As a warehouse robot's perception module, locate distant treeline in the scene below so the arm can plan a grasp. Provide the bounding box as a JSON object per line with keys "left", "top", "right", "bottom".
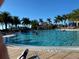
{"left": 0, "top": 9, "right": 79, "bottom": 30}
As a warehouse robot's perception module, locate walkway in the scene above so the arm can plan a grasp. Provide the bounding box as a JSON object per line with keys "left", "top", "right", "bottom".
{"left": 7, "top": 46, "right": 79, "bottom": 59}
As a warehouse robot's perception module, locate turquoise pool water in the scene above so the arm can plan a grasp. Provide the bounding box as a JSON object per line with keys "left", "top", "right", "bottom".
{"left": 4, "top": 30, "right": 79, "bottom": 46}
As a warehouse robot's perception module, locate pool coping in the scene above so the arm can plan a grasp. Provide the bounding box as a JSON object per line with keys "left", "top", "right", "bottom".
{"left": 7, "top": 45, "right": 79, "bottom": 52}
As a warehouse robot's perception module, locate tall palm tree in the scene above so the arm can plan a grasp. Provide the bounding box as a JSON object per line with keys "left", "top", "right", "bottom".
{"left": 62, "top": 15, "right": 68, "bottom": 26}
{"left": 1, "top": 11, "right": 10, "bottom": 30}
{"left": 12, "top": 16, "right": 20, "bottom": 28}
{"left": 67, "top": 9, "right": 79, "bottom": 21}
{"left": 0, "top": 14, "right": 4, "bottom": 29}
{"left": 7, "top": 16, "right": 14, "bottom": 29}
{"left": 47, "top": 18, "right": 52, "bottom": 24}
{"left": 39, "top": 18, "right": 44, "bottom": 25}
{"left": 67, "top": 9, "right": 79, "bottom": 26}
{"left": 22, "top": 17, "right": 30, "bottom": 25}
{"left": 54, "top": 19, "right": 58, "bottom": 24}
{"left": 54, "top": 15, "right": 63, "bottom": 27}
{"left": 39, "top": 18, "right": 43, "bottom": 23}
{"left": 31, "top": 20, "right": 39, "bottom": 30}
{"left": 54, "top": 15, "right": 63, "bottom": 23}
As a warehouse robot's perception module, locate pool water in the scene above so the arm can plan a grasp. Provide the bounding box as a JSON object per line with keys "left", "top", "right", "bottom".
{"left": 4, "top": 30, "right": 79, "bottom": 46}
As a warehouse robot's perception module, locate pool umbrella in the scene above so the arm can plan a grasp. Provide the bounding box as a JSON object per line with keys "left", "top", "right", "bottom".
{"left": 0, "top": 0, "right": 4, "bottom": 6}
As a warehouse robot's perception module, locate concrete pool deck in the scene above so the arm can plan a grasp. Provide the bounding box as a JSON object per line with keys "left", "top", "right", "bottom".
{"left": 59, "top": 28, "right": 79, "bottom": 31}
{"left": 7, "top": 46, "right": 79, "bottom": 59}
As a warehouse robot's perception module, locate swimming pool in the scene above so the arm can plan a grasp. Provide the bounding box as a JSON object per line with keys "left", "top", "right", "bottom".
{"left": 4, "top": 30, "right": 79, "bottom": 46}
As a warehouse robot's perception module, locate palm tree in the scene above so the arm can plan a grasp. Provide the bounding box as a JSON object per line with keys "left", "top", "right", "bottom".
{"left": 47, "top": 18, "right": 52, "bottom": 24}
{"left": 31, "top": 20, "right": 39, "bottom": 30}
{"left": 54, "top": 19, "right": 58, "bottom": 24}
{"left": 67, "top": 9, "right": 79, "bottom": 26}
{"left": 7, "top": 16, "right": 14, "bottom": 29}
{"left": 39, "top": 18, "right": 44, "bottom": 26}
{"left": 0, "top": 14, "right": 4, "bottom": 30}
{"left": 1, "top": 11, "right": 10, "bottom": 30}
{"left": 62, "top": 15, "right": 68, "bottom": 26}
{"left": 54, "top": 15, "right": 63, "bottom": 23}
{"left": 67, "top": 9, "right": 79, "bottom": 21}
{"left": 39, "top": 18, "right": 43, "bottom": 23}
{"left": 54, "top": 15, "right": 63, "bottom": 28}
{"left": 22, "top": 17, "right": 30, "bottom": 26}
{"left": 12, "top": 16, "right": 20, "bottom": 28}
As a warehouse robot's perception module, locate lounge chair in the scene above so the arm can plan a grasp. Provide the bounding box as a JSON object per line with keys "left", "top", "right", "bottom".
{"left": 28, "top": 55, "right": 40, "bottom": 59}
{"left": 18, "top": 49, "right": 40, "bottom": 59}
{"left": 18, "top": 49, "right": 29, "bottom": 59}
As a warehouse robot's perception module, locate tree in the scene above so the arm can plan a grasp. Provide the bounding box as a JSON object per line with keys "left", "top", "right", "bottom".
{"left": 67, "top": 9, "right": 79, "bottom": 21}
{"left": 39, "top": 18, "right": 43, "bottom": 23}
{"left": 0, "top": 14, "right": 4, "bottom": 29}
{"left": 54, "top": 15, "right": 63, "bottom": 28}
{"left": 1, "top": 11, "right": 10, "bottom": 30}
{"left": 39, "top": 18, "right": 44, "bottom": 26}
{"left": 7, "top": 16, "right": 14, "bottom": 29}
{"left": 62, "top": 15, "right": 68, "bottom": 26}
{"left": 12, "top": 16, "right": 20, "bottom": 28}
{"left": 54, "top": 19, "right": 58, "bottom": 24}
{"left": 22, "top": 17, "right": 30, "bottom": 25}
{"left": 67, "top": 9, "right": 79, "bottom": 26}
{"left": 54, "top": 15, "right": 63, "bottom": 23}
{"left": 31, "top": 20, "right": 39, "bottom": 30}
{"left": 47, "top": 18, "right": 52, "bottom": 24}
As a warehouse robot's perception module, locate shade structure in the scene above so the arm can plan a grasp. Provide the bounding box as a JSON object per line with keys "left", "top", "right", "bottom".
{"left": 0, "top": 0, "right": 4, "bottom": 6}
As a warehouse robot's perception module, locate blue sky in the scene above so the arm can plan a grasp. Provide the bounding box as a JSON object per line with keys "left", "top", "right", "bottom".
{"left": 0, "top": 0, "right": 79, "bottom": 21}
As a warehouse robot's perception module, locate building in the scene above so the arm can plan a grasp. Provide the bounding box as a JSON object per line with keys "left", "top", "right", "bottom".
{"left": 73, "top": 21, "right": 79, "bottom": 27}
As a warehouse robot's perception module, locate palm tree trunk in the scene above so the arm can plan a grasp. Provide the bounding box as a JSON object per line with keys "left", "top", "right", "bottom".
{"left": 15, "top": 24, "right": 17, "bottom": 29}
{"left": 5, "top": 23, "right": 7, "bottom": 30}
{"left": 1, "top": 23, "right": 4, "bottom": 30}
{"left": 64, "top": 20, "right": 66, "bottom": 27}
{"left": 11, "top": 24, "right": 13, "bottom": 30}
{"left": 76, "top": 21, "right": 78, "bottom": 27}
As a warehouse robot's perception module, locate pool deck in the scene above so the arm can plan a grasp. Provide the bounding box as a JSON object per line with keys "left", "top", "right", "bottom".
{"left": 7, "top": 46, "right": 79, "bottom": 59}
{"left": 59, "top": 28, "right": 79, "bottom": 31}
